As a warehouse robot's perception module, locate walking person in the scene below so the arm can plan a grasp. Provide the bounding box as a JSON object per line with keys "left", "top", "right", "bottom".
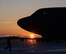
{"left": 5, "top": 36, "right": 12, "bottom": 51}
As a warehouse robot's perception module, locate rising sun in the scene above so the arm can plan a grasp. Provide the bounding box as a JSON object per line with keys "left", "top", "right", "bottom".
{"left": 30, "top": 34, "right": 35, "bottom": 38}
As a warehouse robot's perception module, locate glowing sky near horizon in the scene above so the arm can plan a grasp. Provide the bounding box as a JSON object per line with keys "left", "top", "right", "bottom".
{"left": 0, "top": 0, "right": 66, "bottom": 37}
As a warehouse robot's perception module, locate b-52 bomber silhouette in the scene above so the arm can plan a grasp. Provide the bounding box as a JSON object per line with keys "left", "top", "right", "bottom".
{"left": 17, "top": 7, "right": 66, "bottom": 42}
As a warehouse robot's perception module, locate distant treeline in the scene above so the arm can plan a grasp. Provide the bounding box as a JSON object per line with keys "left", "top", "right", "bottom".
{"left": 0, "top": 36, "right": 42, "bottom": 42}
{"left": 0, "top": 36, "right": 66, "bottom": 43}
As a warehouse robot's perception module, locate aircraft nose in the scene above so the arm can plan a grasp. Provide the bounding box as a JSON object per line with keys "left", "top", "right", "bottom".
{"left": 17, "top": 16, "right": 41, "bottom": 35}
{"left": 17, "top": 16, "right": 34, "bottom": 31}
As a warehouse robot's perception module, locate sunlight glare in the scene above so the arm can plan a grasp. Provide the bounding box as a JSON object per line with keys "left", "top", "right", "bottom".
{"left": 30, "top": 34, "right": 35, "bottom": 38}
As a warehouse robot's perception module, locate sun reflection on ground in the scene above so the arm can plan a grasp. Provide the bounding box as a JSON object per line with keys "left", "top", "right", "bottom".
{"left": 26, "top": 39, "right": 37, "bottom": 44}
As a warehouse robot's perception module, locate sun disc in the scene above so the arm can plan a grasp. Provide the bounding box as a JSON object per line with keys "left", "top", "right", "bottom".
{"left": 30, "top": 34, "right": 35, "bottom": 38}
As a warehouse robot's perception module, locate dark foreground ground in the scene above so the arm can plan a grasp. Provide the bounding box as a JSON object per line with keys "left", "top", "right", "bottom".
{"left": 0, "top": 38, "right": 66, "bottom": 54}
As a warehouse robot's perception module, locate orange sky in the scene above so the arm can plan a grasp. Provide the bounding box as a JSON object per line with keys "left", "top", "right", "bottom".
{"left": 0, "top": 21, "right": 41, "bottom": 38}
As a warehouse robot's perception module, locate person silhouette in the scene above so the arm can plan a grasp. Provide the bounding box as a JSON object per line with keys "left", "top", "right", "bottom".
{"left": 5, "top": 36, "right": 12, "bottom": 51}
